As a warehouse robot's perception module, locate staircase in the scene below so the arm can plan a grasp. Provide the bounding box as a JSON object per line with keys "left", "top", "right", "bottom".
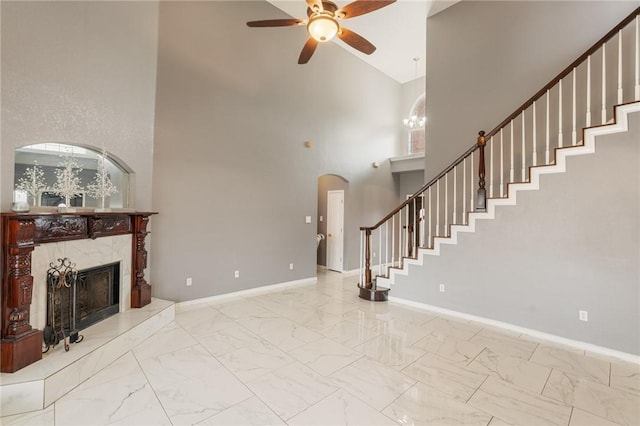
{"left": 357, "top": 8, "right": 640, "bottom": 356}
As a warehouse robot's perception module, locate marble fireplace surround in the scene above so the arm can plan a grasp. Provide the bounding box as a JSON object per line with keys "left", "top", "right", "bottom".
{"left": 1, "top": 211, "right": 156, "bottom": 374}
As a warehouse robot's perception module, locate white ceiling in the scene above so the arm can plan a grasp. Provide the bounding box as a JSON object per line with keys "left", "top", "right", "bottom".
{"left": 266, "top": 0, "right": 458, "bottom": 83}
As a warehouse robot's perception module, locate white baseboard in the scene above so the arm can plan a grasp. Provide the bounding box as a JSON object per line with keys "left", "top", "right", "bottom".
{"left": 389, "top": 296, "right": 640, "bottom": 365}
{"left": 176, "top": 277, "right": 317, "bottom": 307}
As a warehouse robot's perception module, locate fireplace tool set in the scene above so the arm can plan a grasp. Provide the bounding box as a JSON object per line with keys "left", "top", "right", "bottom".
{"left": 43, "top": 257, "right": 84, "bottom": 353}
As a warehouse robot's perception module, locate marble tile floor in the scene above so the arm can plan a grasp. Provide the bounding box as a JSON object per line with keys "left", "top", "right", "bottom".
{"left": 2, "top": 270, "right": 638, "bottom": 426}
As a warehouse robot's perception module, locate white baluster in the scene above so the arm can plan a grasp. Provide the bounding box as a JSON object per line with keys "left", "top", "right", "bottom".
{"left": 428, "top": 186, "right": 432, "bottom": 247}
{"left": 545, "top": 90, "right": 550, "bottom": 164}
{"left": 618, "top": 30, "right": 623, "bottom": 104}
{"left": 385, "top": 221, "right": 388, "bottom": 275}
{"left": 602, "top": 43, "right": 607, "bottom": 124}
{"left": 587, "top": 55, "right": 592, "bottom": 127}
{"left": 500, "top": 129, "right": 504, "bottom": 196}
{"left": 521, "top": 113, "right": 526, "bottom": 180}
{"left": 398, "top": 207, "right": 407, "bottom": 258}
{"left": 413, "top": 198, "right": 417, "bottom": 256}
{"left": 636, "top": 16, "right": 639, "bottom": 100}
{"left": 378, "top": 227, "right": 382, "bottom": 277}
{"left": 572, "top": 68, "right": 577, "bottom": 146}
{"left": 391, "top": 215, "right": 395, "bottom": 267}
{"left": 532, "top": 102, "right": 537, "bottom": 167}
{"left": 420, "top": 194, "right": 425, "bottom": 248}
{"left": 470, "top": 153, "right": 474, "bottom": 211}
{"left": 453, "top": 166, "right": 457, "bottom": 225}
{"left": 436, "top": 179, "right": 440, "bottom": 237}
{"left": 558, "top": 79, "right": 563, "bottom": 148}
{"left": 399, "top": 209, "right": 403, "bottom": 260}
{"left": 462, "top": 157, "right": 467, "bottom": 224}
{"left": 489, "top": 136, "right": 494, "bottom": 197}
{"left": 444, "top": 174, "right": 448, "bottom": 236}
{"left": 359, "top": 230, "right": 363, "bottom": 285}
{"left": 510, "top": 120, "right": 514, "bottom": 183}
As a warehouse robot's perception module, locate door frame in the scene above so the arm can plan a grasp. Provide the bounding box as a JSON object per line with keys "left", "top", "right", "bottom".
{"left": 326, "top": 190, "right": 344, "bottom": 272}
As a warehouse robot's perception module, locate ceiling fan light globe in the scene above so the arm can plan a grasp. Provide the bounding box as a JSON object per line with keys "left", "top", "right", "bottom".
{"left": 307, "top": 14, "right": 339, "bottom": 42}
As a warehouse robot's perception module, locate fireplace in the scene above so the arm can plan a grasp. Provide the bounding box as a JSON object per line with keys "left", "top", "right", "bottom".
{"left": 1, "top": 212, "right": 156, "bottom": 373}
{"left": 44, "top": 261, "right": 121, "bottom": 350}
{"left": 75, "top": 262, "right": 120, "bottom": 330}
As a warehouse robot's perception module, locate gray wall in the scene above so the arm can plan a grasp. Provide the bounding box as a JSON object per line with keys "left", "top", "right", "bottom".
{"left": 424, "top": 1, "right": 639, "bottom": 181}
{"left": 394, "top": 112, "right": 640, "bottom": 354}
{"left": 1, "top": 1, "right": 159, "bottom": 211}
{"left": 317, "top": 174, "right": 349, "bottom": 268}
{"left": 151, "top": 1, "right": 402, "bottom": 301}
{"left": 396, "top": 170, "right": 425, "bottom": 199}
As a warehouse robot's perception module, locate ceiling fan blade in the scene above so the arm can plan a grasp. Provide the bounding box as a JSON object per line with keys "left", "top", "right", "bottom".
{"left": 337, "top": 27, "right": 376, "bottom": 55}
{"left": 337, "top": 0, "right": 396, "bottom": 19}
{"left": 246, "top": 19, "right": 304, "bottom": 27}
{"left": 298, "top": 37, "right": 318, "bottom": 64}
{"left": 306, "top": 0, "right": 323, "bottom": 12}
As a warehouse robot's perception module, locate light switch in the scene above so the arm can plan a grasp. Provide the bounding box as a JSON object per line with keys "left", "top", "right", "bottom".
{"left": 305, "top": 216, "right": 312, "bottom": 223}
{"left": 320, "top": 216, "right": 323, "bottom": 222}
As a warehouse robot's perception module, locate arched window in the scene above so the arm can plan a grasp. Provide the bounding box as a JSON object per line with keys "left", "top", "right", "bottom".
{"left": 407, "top": 93, "right": 425, "bottom": 154}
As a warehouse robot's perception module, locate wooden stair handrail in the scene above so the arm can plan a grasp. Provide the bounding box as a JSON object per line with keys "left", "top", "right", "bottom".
{"left": 362, "top": 6, "right": 640, "bottom": 233}
{"left": 361, "top": 143, "right": 477, "bottom": 231}
{"left": 485, "top": 6, "right": 640, "bottom": 140}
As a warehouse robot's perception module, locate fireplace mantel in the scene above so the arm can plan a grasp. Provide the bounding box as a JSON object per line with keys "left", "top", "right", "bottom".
{"left": 1, "top": 211, "right": 156, "bottom": 373}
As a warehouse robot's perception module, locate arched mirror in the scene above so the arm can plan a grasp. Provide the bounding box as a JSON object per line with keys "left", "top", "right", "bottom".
{"left": 14, "top": 143, "right": 130, "bottom": 209}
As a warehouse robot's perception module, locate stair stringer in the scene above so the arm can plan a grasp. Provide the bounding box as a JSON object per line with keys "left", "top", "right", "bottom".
{"left": 377, "top": 101, "right": 640, "bottom": 288}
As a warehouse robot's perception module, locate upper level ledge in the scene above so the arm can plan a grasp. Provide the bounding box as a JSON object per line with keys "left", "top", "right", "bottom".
{"left": 389, "top": 152, "right": 425, "bottom": 173}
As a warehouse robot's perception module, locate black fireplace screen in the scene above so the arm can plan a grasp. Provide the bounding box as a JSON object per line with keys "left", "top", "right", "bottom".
{"left": 44, "top": 259, "right": 120, "bottom": 352}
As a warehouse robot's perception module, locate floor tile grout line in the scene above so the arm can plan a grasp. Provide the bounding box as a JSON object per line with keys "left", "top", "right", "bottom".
{"left": 539, "top": 366, "right": 555, "bottom": 396}
{"left": 131, "top": 348, "right": 174, "bottom": 424}
{"left": 567, "top": 406, "right": 574, "bottom": 426}
{"left": 465, "top": 374, "right": 490, "bottom": 404}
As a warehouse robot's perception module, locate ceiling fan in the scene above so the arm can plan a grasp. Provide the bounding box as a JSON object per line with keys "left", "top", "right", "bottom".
{"left": 247, "top": 0, "right": 396, "bottom": 64}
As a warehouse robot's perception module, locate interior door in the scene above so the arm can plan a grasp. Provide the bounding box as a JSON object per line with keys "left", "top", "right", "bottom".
{"left": 326, "top": 190, "right": 344, "bottom": 272}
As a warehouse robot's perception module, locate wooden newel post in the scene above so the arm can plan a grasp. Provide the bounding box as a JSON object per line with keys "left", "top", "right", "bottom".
{"left": 476, "top": 130, "right": 487, "bottom": 212}
{"left": 364, "top": 228, "right": 372, "bottom": 289}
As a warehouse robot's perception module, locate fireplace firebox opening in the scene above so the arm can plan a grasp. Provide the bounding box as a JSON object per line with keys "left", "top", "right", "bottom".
{"left": 44, "top": 260, "right": 120, "bottom": 352}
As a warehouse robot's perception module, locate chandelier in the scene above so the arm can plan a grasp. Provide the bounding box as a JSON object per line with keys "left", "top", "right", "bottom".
{"left": 403, "top": 57, "right": 425, "bottom": 129}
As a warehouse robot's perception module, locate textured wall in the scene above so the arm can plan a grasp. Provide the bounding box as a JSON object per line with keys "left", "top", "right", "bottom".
{"left": 1, "top": 1, "right": 159, "bottom": 211}
{"left": 151, "top": 1, "right": 402, "bottom": 301}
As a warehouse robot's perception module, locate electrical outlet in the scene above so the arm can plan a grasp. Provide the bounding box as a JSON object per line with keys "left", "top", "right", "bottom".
{"left": 439, "top": 284, "right": 445, "bottom": 293}
{"left": 579, "top": 310, "right": 588, "bottom": 322}
{"left": 234, "top": 270, "right": 239, "bottom": 278}
{"left": 186, "top": 277, "right": 192, "bottom": 286}
{"left": 289, "top": 263, "right": 294, "bottom": 270}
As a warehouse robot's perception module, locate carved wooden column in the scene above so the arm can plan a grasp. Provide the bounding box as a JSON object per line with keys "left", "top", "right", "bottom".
{"left": 131, "top": 214, "right": 152, "bottom": 308}
{"left": 1, "top": 217, "right": 42, "bottom": 373}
